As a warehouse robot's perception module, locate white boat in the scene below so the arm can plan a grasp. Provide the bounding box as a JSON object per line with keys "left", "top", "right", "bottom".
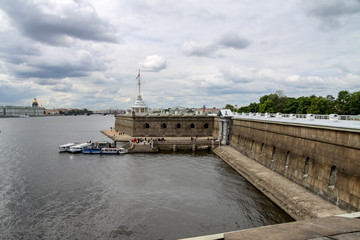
{"left": 68, "top": 142, "right": 92, "bottom": 153}
{"left": 100, "top": 147, "right": 128, "bottom": 154}
{"left": 59, "top": 142, "right": 80, "bottom": 152}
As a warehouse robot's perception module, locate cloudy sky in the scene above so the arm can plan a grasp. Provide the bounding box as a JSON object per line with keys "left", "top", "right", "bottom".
{"left": 0, "top": 0, "right": 359, "bottom": 110}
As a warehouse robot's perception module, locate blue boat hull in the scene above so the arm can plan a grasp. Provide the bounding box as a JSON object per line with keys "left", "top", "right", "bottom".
{"left": 82, "top": 149, "right": 101, "bottom": 154}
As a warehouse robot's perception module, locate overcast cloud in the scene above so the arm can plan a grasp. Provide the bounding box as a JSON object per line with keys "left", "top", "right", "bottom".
{"left": 0, "top": 0, "right": 359, "bottom": 109}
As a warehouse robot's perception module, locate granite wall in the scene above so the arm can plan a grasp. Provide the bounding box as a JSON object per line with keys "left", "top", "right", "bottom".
{"left": 115, "top": 114, "right": 214, "bottom": 137}
{"left": 230, "top": 118, "right": 360, "bottom": 212}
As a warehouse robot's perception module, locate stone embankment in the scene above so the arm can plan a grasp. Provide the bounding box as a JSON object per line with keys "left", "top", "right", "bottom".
{"left": 212, "top": 146, "right": 346, "bottom": 221}
{"left": 101, "top": 129, "right": 217, "bottom": 153}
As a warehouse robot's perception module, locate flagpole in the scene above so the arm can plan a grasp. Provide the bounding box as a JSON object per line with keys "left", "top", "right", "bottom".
{"left": 137, "top": 69, "right": 141, "bottom": 95}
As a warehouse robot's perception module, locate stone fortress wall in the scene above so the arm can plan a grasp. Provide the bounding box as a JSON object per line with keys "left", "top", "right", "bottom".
{"left": 229, "top": 118, "right": 360, "bottom": 212}
{"left": 115, "top": 114, "right": 214, "bottom": 137}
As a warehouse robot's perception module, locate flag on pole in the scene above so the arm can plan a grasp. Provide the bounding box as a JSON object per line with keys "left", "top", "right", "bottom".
{"left": 136, "top": 69, "right": 140, "bottom": 79}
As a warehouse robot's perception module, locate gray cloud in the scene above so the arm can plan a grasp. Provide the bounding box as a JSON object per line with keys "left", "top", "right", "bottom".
{"left": 217, "top": 33, "right": 251, "bottom": 50}
{"left": 182, "top": 33, "right": 251, "bottom": 57}
{"left": 0, "top": 84, "right": 40, "bottom": 105}
{"left": 14, "top": 60, "right": 106, "bottom": 79}
{"left": 181, "top": 41, "right": 219, "bottom": 57}
{"left": 304, "top": 0, "right": 360, "bottom": 31}
{"left": 0, "top": 1, "right": 119, "bottom": 45}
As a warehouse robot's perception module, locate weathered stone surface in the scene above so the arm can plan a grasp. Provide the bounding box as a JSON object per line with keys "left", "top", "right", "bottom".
{"left": 212, "top": 146, "right": 346, "bottom": 221}
{"left": 230, "top": 118, "right": 360, "bottom": 212}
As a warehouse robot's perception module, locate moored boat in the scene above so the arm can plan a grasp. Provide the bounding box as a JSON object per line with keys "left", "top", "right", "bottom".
{"left": 59, "top": 142, "right": 80, "bottom": 152}
{"left": 68, "top": 142, "right": 92, "bottom": 153}
{"left": 82, "top": 148, "right": 101, "bottom": 154}
{"left": 100, "top": 147, "right": 128, "bottom": 154}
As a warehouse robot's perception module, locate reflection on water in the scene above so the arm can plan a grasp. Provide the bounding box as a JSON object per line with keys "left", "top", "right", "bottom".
{"left": 0, "top": 116, "right": 292, "bottom": 239}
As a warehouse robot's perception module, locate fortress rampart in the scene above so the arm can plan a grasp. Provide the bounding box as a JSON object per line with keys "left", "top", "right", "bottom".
{"left": 229, "top": 118, "right": 360, "bottom": 212}
{"left": 115, "top": 114, "right": 214, "bottom": 137}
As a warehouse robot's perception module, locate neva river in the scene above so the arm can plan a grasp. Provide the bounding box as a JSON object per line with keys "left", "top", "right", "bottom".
{"left": 0, "top": 115, "right": 292, "bottom": 239}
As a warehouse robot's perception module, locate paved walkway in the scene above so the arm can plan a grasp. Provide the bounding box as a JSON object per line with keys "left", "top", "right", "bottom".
{"left": 212, "top": 146, "right": 346, "bottom": 221}
{"left": 101, "top": 129, "right": 214, "bottom": 142}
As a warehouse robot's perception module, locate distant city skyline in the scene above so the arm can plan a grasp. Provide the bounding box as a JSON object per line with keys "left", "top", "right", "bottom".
{"left": 0, "top": 1, "right": 359, "bottom": 109}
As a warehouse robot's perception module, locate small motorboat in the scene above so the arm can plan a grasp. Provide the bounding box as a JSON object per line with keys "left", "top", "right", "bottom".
{"left": 59, "top": 142, "right": 80, "bottom": 152}
{"left": 68, "top": 142, "right": 92, "bottom": 153}
{"left": 100, "top": 147, "right": 128, "bottom": 154}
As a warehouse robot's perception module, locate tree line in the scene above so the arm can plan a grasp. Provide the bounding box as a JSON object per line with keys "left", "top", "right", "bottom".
{"left": 225, "top": 90, "right": 360, "bottom": 115}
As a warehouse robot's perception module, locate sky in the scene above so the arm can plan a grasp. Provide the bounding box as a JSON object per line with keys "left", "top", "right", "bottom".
{"left": 0, "top": 0, "right": 359, "bottom": 110}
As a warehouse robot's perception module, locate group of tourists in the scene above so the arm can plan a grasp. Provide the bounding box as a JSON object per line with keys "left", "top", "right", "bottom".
{"left": 131, "top": 137, "right": 166, "bottom": 144}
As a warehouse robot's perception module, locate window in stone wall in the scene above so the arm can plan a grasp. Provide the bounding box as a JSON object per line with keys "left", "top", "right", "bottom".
{"left": 176, "top": 123, "right": 181, "bottom": 128}
{"left": 260, "top": 143, "right": 264, "bottom": 156}
{"left": 303, "top": 157, "right": 310, "bottom": 178}
{"left": 144, "top": 123, "right": 150, "bottom": 128}
{"left": 204, "top": 123, "right": 209, "bottom": 129}
{"left": 161, "top": 123, "right": 167, "bottom": 129}
{"left": 329, "top": 166, "right": 337, "bottom": 189}
{"left": 190, "top": 123, "right": 195, "bottom": 128}
{"left": 251, "top": 140, "right": 255, "bottom": 152}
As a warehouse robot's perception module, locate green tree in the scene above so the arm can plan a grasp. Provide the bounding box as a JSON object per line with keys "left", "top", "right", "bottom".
{"left": 348, "top": 91, "right": 360, "bottom": 115}
{"left": 224, "top": 104, "right": 234, "bottom": 111}
{"left": 238, "top": 106, "right": 249, "bottom": 113}
{"left": 308, "top": 96, "right": 332, "bottom": 114}
{"left": 283, "top": 97, "right": 298, "bottom": 113}
{"left": 259, "top": 99, "right": 276, "bottom": 113}
{"left": 335, "top": 90, "right": 350, "bottom": 114}
{"left": 248, "top": 102, "right": 260, "bottom": 113}
{"left": 296, "top": 96, "right": 311, "bottom": 114}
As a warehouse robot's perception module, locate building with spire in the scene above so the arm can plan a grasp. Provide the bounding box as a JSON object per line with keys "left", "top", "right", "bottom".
{"left": 132, "top": 70, "right": 148, "bottom": 114}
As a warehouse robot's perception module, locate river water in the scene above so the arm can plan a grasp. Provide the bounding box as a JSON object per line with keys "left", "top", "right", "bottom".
{"left": 0, "top": 115, "right": 292, "bottom": 239}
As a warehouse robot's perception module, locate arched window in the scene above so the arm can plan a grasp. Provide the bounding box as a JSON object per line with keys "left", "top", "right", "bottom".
{"left": 190, "top": 123, "right": 195, "bottom": 128}
{"left": 143, "top": 123, "right": 150, "bottom": 128}
{"left": 203, "top": 123, "right": 209, "bottom": 129}
{"left": 176, "top": 123, "right": 181, "bottom": 128}
{"left": 161, "top": 123, "right": 167, "bottom": 129}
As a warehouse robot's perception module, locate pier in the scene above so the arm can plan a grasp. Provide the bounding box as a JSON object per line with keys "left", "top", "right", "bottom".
{"left": 101, "top": 129, "right": 218, "bottom": 153}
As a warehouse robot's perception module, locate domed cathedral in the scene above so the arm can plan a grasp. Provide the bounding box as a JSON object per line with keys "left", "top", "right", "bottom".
{"left": 32, "top": 98, "right": 39, "bottom": 107}
{"left": 132, "top": 70, "right": 148, "bottom": 114}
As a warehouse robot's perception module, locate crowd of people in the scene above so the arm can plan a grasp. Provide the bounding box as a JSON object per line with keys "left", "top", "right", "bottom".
{"left": 131, "top": 137, "right": 166, "bottom": 144}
